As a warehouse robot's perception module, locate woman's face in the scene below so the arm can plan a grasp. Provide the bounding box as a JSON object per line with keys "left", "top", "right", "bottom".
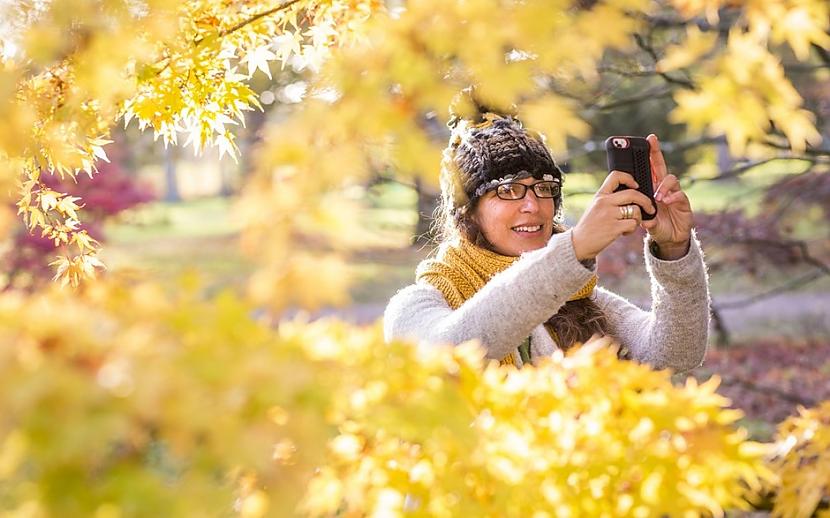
{"left": 472, "top": 177, "right": 556, "bottom": 256}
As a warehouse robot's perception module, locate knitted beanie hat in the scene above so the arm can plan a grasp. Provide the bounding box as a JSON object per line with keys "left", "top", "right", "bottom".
{"left": 440, "top": 109, "right": 564, "bottom": 218}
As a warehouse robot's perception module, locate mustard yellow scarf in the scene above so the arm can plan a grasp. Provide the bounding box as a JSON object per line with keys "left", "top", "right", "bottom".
{"left": 416, "top": 237, "right": 597, "bottom": 366}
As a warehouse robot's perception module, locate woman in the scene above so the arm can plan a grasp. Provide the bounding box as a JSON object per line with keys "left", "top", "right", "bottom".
{"left": 383, "top": 110, "right": 709, "bottom": 372}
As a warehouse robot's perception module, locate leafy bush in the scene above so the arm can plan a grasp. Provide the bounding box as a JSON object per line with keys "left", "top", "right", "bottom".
{"left": 1, "top": 280, "right": 805, "bottom": 517}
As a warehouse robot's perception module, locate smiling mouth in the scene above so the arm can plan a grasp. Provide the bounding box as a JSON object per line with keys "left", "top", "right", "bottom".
{"left": 512, "top": 225, "right": 543, "bottom": 233}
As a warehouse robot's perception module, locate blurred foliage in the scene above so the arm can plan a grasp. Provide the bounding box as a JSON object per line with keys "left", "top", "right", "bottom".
{"left": 769, "top": 401, "right": 830, "bottom": 518}
{"left": 1, "top": 0, "right": 830, "bottom": 515}
{"left": 301, "top": 335, "right": 774, "bottom": 517}
{"left": 0, "top": 280, "right": 783, "bottom": 516}
{"left": 0, "top": 0, "right": 379, "bottom": 285}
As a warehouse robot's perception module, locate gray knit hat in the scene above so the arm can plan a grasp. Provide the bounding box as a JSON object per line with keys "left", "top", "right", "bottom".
{"left": 441, "top": 111, "right": 564, "bottom": 217}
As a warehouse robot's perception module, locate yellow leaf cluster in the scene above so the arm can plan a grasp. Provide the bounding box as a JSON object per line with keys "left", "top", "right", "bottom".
{"left": 666, "top": 0, "right": 827, "bottom": 155}
{"left": 14, "top": 178, "right": 104, "bottom": 286}
{"left": 658, "top": 26, "right": 719, "bottom": 73}
{"left": 300, "top": 335, "right": 774, "bottom": 517}
{"left": 1, "top": 0, "right": 178, "bottom": 282}
{"left": 2, "top": 0, "right": 381, "bottom": 285}
{"left": 2, "top": 279, "right": 830, "bottom": 515}
{"left": 671, "top": 30, "right": 821, "bottom": 156}
{"left": 668, "top": 0, "right": 830, "bottom": 60}
{"left": 745, "top": 0, "right": 830, "bottom": 61}
{"left": 0, "top": 279, "right": 336, "bottom": 514}
{"left": 768, "top": 401, "right": 830, "bottom": 518}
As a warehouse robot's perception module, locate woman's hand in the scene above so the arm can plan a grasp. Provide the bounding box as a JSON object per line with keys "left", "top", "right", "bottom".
{"left": 571, "top": 170, "right": 656, "bottom": 261}
{"left": 640, "top": 134, "right": 694, "bottom": 260}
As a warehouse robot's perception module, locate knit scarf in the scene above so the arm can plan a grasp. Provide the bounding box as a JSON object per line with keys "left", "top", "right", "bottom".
{"left": 416, "top": 238, "right": 598, "bottom": 366}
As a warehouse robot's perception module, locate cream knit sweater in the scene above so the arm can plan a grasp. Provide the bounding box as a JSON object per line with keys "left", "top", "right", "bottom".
{"left": 383, "top": 229, "right": 710, "bottom": 373}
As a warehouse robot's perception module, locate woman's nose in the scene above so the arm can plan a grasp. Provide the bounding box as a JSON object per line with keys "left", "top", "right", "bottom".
{"left": 520, "top": 191, "right": 540, "bottom": 212}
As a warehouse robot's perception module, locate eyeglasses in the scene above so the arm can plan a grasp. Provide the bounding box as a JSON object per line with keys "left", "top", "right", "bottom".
{"left": 494, "top": 181, "right": 561, "bottom": 201}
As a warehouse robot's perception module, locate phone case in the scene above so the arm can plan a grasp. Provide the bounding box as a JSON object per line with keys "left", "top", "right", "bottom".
{"left": 604, "top": 136, "right": 657, "bottom": 220}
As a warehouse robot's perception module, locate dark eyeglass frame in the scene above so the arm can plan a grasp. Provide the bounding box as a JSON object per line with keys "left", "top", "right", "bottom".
{"left": 494, "top": 180, "right": 561, "bottom": 201}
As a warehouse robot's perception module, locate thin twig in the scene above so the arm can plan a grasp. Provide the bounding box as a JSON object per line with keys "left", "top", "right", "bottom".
{"left": 150, "top": 0, "right": 304, "bottom": 78}
{"left": 737, "top": 238, "right": 830, "bottom": 275}
{"left": 813, "top": 42, "right": 830, "bottom": 66}
{"left": 758, "top": 138, "right": 830, "bottom": 157}
{"left": 707, "top": 158, "right": 781, "bottom": 182}
{"left": 219, "top": 0, "right": 304, "bottom": 38}
{"left": 632, "top": 11, "right": 735, "bottom": 35}
{"left": 633, "top": 32, "right": 695, "bottom": 89}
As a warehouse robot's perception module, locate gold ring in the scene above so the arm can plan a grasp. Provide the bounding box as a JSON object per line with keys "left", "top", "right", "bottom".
{"left": 619, "top": 205, "right": 633, "bottom": 219}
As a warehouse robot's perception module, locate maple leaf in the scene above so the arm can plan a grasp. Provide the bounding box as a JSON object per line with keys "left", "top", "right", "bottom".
{"left": 240, "top": 45, "right": 277, "bottom": 79}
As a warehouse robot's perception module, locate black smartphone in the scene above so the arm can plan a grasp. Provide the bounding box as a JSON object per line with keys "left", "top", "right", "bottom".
{"left": 604, "top": 136, "right": 657, "bottom": 220}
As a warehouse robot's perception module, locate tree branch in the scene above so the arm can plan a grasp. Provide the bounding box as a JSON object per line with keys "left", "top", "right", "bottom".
{"left": 597, "top": 65, "right": 663, "bottom": 78}
{"left": 784, "top": 62, "right": 830, "bottom": 73}
{"left": 219, "top": 0, "right": 304, "bottom": 38}
{"left": 813, "top": 41, "right": 830, "bottom": 66}
{"left": 707, "top": 158, "right": 781, "bottom": 182}
{"left": 631, "top": 11, "right": 735, "bottom": 36}
{"left": 683, "top": 153, "right": 824, "bottom": 188}
{"left": 758, "top": 138, "right": 830, "bottom": 157}
{"left": 633, "top": 32, "right": 695, "bottom": 89}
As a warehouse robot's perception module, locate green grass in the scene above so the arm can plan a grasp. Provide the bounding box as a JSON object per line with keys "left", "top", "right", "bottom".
{"left": 101, "top": 197, "right": 252, "bottom": 291}
{"left": 101, "top": 194, "right": 423, "bottom": 301}
{"left": 110, "top": 197, "right": 241, "bottom": 241}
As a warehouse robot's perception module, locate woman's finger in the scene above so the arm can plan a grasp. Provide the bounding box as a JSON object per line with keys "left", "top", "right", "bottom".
{"left": 614, "top": 203, "right": 643, "bottom": 234}
{"left": 640, "top": 217, "right": 658, "bottom": 230}
{"left": 647, "top": 134, "right": 668, "bottom": 184}
{"left": 654, "top": 173, "right": 680, "bottom": 202}
{"left": 662, "top": 191, "right": 690, "bottom": 205}
{"left": 598, "top": 170, "right": 638, "bottom": 195}
{"left": 618, "top": 216, "right": 641, "bottom": 235}
{"left": 607, "top": 189, "right": 656, "bottom": 215}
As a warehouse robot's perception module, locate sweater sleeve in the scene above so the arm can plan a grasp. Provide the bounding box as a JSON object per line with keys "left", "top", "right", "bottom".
{"left": 592, "top": 231, "right": 710, "bottom": 373}
{"left": 383, "top": 229, "right": 595, "bottom": 360}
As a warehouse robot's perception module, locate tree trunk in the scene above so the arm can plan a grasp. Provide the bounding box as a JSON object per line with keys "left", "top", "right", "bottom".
{"left": 164, "top": 145, "right": 181, "bottom": 202}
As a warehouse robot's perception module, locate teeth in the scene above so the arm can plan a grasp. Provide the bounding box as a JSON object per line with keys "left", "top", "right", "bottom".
{"left": 513, "top": 225, "right": 542, "bottom": 233}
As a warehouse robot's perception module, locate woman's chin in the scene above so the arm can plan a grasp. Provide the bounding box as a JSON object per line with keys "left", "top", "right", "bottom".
{"left": 500, "top": 233, "right": 550, "bottom": 255}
